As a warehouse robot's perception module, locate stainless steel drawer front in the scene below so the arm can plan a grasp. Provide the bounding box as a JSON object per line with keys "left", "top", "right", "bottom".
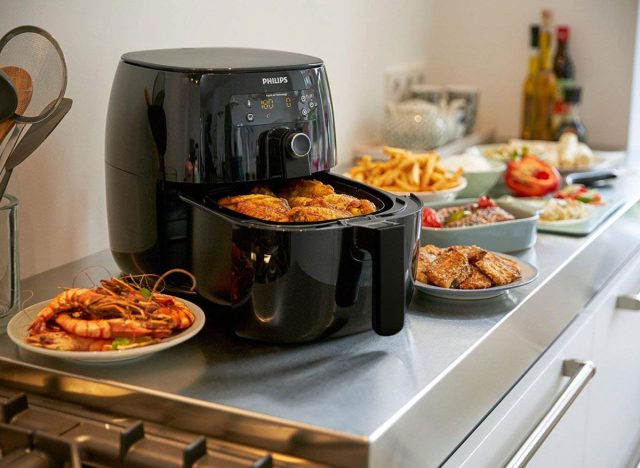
{"left": 506, "top": 359, "right": 596, "bottom": 468}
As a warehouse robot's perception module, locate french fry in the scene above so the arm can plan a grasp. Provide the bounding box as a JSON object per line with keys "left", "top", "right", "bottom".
{"left": 395, "top": 177, "right": 419, "bottom": 192}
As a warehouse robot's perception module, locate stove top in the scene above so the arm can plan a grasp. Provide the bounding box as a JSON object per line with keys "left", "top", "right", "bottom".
{"left": 0, "top": 389, "right": 274, "bottom": 467}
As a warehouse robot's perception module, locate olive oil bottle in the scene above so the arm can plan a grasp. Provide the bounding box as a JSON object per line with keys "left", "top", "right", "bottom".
{"left": 531, "top": 11, "right": 557, "bottom": 140}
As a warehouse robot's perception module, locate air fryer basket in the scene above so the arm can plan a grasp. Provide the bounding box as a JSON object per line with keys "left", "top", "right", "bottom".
{"left": 181, "top": 173, "right": 422, "bottom": 343}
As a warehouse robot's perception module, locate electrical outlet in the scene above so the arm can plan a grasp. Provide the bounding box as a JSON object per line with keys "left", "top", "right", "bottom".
{"left": 384, "top": 63, "right": 426, "bottom": 104}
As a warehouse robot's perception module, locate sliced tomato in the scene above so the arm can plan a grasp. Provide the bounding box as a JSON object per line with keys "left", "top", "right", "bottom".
{"left": 477, "top": 196, "right": 497, "bottom": 208}
{"left": 422, "top": 207, "right": 442, "bottom": 228}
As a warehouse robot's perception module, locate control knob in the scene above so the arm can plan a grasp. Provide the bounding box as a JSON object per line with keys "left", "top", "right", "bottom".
{"left": 285, "top": 132, "right": 311, "bottom": 159}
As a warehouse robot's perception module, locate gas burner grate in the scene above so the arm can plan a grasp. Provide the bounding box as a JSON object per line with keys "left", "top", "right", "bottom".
{"left": 0, "top": 393, "right": 274, "bottom": 468}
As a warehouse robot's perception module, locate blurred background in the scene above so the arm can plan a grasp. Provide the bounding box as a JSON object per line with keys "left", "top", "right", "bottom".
{"left": 1, "top": 0, "right": 639, "bottom": 278}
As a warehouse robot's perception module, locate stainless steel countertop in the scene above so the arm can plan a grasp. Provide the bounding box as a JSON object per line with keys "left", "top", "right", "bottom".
{"left": 2, "top": 165, "right": 640, "bottom": 466}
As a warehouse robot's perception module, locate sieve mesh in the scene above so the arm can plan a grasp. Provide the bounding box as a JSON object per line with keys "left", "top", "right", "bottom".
{"left": 0, "top": 25, "right": 67, "bottom": 122}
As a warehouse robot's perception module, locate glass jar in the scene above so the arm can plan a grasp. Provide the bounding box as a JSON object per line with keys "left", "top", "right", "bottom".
{"left": 0, "top": 194, "right": 19, "bottom": 328}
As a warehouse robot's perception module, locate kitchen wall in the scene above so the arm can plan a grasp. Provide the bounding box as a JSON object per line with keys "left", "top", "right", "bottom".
{"left": 1, "top": 0, "right": 432, "bottom": 278}
{"left": 628, "top": 2, "right": 640, "bottom": 152}
{"left": 424, "top": 0, "right": 639, "bottom": 149}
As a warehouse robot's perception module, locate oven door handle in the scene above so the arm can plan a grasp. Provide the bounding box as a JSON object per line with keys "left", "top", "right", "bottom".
{"left": 505, "top": 359, "right": 596, "bottom": 468}
{"left": 616, "top": 293, "right": 640, "bottom": 310}
{"left": 356, "top": 223, "right": 406, "bottom": 336}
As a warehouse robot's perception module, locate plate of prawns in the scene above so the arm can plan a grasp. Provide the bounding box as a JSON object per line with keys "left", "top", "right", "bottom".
{"left": 7, "top": 270, "right": 205, "bottom": 362}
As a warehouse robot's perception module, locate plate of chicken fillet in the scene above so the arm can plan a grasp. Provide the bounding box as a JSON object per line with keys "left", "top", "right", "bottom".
{"left": 7, "top": 283, "right": 205, "bottom": 362}
{"left": 416, "top": 244, "right": 538, "bottom": 300}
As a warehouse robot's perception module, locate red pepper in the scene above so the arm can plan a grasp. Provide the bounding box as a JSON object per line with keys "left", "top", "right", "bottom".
{"left": 504, "top": 154, "right": 561, "bottom": 197}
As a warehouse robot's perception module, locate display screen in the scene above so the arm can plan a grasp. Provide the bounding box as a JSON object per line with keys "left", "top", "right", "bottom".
{"left": 230, "top": 90, "right": 316, "bottom": 126}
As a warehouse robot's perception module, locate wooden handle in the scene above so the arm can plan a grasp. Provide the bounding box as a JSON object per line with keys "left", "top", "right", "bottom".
{"left": 0, "top": 66, "right": 33, "bottom": 143}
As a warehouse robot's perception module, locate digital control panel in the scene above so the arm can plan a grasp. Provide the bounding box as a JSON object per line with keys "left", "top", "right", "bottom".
{"left": 230, "top": 89, "right": 316, "bottom": 126}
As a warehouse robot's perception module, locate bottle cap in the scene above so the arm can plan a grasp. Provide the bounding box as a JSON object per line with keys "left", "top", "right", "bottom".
{"left": 530, "top": 25, "right": 540, "bottom": 48}
{"left": 564, "top": 85, "right": 582, "bottom": 103}
{"left": 542, "top": 9, "right": 553, "bottom": 29}
{"left": 557, "top": 25, "right": 570, "bottom": 42}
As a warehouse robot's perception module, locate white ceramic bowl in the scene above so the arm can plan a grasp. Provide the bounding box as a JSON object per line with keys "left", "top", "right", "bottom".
{"left": 440, "top": 154, "right": 506, "bottom": 198}
{"left": 458, "top": 161, "right": 506, "bottom": 198}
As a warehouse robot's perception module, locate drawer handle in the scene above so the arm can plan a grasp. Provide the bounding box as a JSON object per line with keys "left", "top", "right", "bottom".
{"left": 505, "top": 359, "right": 596, "bottom": 468}
{"left": 616, "top": 294, "right": 640, "bottom": 310}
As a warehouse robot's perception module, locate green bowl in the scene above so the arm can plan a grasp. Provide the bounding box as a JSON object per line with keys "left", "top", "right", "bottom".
{"left": 458, "top": 159, "right": 506, "bottom": 198}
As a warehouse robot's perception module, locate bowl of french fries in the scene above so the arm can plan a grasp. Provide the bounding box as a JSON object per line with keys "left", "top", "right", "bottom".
{"left": 346, "top": 146, "right": 467, "bottom": 203}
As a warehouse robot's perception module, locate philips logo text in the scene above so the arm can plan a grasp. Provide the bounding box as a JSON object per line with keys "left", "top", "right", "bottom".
{"left": 262, "top": 77, "right": 288, "bottom": 85}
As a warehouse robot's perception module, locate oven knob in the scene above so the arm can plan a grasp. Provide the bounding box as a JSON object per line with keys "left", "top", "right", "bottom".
{"left": 286, "top": 132, "right": 311, "bottom": 158}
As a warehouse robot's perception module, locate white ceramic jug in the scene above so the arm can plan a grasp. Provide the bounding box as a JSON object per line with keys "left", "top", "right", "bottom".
{"left": 383, "top": 99, "right": 467, "bottom": 150}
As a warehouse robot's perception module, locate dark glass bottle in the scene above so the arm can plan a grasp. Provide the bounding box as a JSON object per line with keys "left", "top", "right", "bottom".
{"left": 553, "top": 26, "right": 575, "bottom": 126}
{"left": 554, "top": 86, "right": 587, "bottom": 142}
{"left": 553, "top": 26, "right": 574, "bottom": 82}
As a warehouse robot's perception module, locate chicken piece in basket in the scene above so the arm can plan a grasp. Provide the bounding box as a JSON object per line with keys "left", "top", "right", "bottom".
{"left": 287, "top": 196, "right": 314, "bottom": 208}
{"left": 286, "top": 193, "right": 376, "bottom": 216}
{"left": 319, "top": 194, "right": 377, "bottom": 215}
{"left": 219, "top": 194, "right": 290, "bottom": 222}
{"left": 278, "top": 179, "right": 335, "bottom": 199}
{"left": 288, "top": 206, "right": 352, "bottom": 222}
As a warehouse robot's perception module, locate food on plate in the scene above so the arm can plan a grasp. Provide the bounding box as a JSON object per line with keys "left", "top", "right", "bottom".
{"left": 481, "top": 135, "right": 595, "bottom": 170}
{"left": 439, "top": 153, "right": 496, "bottom": 173}
{"left": 504, "top": 154, "right": 561, "bottom": 197}
{"left": 422, "top": 196, "right": 516, "bottom": 228}
{"left": 554, "top": 184, "right": 602, "bottom": 205}
{"left": 539, "top": 198, "right": 589, "bottom": 222}
{"left": 417, "top": 244, "right": 522, "bottom": 289}
{"left": 348, "top": 146, "right": 463, "bottom": 192}
{"left": 556, "top": 133, "right": 593, "bottom": 169}
{"left": 26, "top": 271, "right": 196, "bottom": 351}
{"left": 219, "top": 179, "right": 377, "bottom": 222}
{"left": 422, "top": 207, "right": 442, "bottom": 228}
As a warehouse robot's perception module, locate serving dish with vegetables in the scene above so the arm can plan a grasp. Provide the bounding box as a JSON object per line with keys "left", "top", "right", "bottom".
{"left": 498, "top": 185, "right": 624, "bottom": 236}
{"left": 421, "top": 196, "right": 538, "bottom": 252}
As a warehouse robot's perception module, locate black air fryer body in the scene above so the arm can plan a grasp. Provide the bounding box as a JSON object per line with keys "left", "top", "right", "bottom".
{"left": 105, "top": 48, "right": 421, "bottom": 343}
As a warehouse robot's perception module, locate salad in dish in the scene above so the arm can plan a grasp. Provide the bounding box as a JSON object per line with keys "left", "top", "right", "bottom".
{"left": 481, "top": 133, "right": 596, "bottom": 170}
{"left": 539, "top": 198, "right": 590, "bottom": 222}
{"left": 554, "top": 184, "right": 603, "bottom": 205}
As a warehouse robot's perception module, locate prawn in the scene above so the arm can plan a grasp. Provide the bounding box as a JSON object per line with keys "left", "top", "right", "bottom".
{"left": 153, "top": 294, "right": 195, "bottom": 329}
{"left": 55, "top": 313, "right": 159, "bottom": 339}
{"left": 27, "top": 332, "right": 113, "bottom": 352}
{"left": 29, "top": 288, "right": 110, "bottom": 333}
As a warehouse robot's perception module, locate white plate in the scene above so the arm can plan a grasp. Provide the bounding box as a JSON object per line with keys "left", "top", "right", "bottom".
{"left": 497, "top": 196, "right": 625, "bottom": 236}
{"left": 343, "top": 172, "right": 467, "bottom": 203}
{"left": 470, "top": 143, "right": 610, "bottom": 174}
{"left": 390, "top": 177, "right": 467, "bottom": 203}
{"left": 7, "top": 298, "right": 205, "bottom": 363}
{"left": 415, "top": 253, "right": 539, "bottom": 300}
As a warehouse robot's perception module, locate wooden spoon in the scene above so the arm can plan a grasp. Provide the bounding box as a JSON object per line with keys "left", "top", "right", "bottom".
{"left": 0, "top": 66, "right": 33, "bottom": 144}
